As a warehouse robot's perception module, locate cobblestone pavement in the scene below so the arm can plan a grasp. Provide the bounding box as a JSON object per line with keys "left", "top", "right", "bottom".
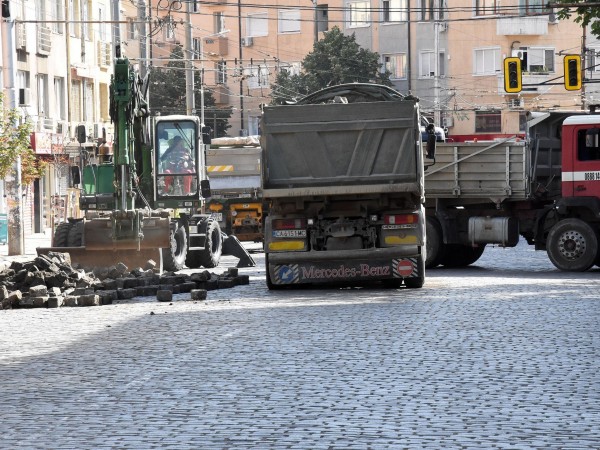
{"left": 1, "top": 241, "right": 599, "bottom": 449}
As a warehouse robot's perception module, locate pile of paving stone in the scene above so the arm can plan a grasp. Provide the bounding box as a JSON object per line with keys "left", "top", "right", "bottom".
{"left": 0, "top": 252, "right": 249, "bottom": 309}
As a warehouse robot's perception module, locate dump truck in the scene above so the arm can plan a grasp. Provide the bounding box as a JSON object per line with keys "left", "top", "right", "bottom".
{"left": 424, "top": 110, "right": 600, "bottom": 272}
{"left": 38, "top": 57, "right": 254, "bottom": 271}
{"left": 261, "top": 84, "right": 430, "bottom": 289}
{"left": 205, "top": 137, "right": 264, "bottom": 242}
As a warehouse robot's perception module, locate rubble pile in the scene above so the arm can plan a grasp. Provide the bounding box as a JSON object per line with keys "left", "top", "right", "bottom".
{"left": 0, "top": 252, "right": 249, "bottom": 310}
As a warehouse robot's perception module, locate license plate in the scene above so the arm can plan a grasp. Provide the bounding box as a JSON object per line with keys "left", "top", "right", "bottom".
{"left": 211, "top": 213, "right": 223, "bottom": 221}
{"left": 273, "top": 229, "right": 307, "bottom": 238}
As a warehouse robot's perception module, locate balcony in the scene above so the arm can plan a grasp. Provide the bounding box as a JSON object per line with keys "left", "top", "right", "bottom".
{"left": 497, "top": 16, "right": 550, "bottom": 36}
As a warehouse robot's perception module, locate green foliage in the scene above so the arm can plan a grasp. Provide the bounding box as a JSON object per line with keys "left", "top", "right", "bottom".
{"left": 554, "top": 0, "right": 600, "bottom": 38}
{"left": 148, "top": 45, "right": 232, "bottom": 137}
{"left": 0, "top": 93, "right": 43, "bottom": 184}
{"left": 271, "top": 26, "right": 392, "bottom": 104}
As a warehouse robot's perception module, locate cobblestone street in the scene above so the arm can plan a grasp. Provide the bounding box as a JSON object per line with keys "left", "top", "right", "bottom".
{"left": 1, "top": 241, "right": 599, "bottom": 449}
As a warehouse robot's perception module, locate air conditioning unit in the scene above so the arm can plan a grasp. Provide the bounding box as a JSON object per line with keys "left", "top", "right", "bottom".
{"left": 16, "top": 22, "right": 26, "bottom": 50}
{"left": 508, "top": 98, "right": 524, "bottom": 109}
{"left": 241, "top": 37, "right": 254, "bottom": 47}
{"left": 18, "top": 88, "right": 30, "bottom": 106}
{"left": 37, "top": 26, "right": 52, "bottom": 55}
{"left": 442, "top": 116, "right": 454, "bottom": 128}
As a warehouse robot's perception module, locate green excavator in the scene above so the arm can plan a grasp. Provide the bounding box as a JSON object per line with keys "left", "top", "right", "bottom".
{"left": 38, "top": 57, "right": 255, "bottom": 271}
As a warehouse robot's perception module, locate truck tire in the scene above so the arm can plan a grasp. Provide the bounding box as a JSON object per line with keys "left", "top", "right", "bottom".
{"left": 441, "top": 244, "right": 486, "bottom": 267}
{"left": 547, "top": 218, "right": 598, "bottom": 272}
{"left": 53, "top": 222, "right": 72, "bottom": 247}
{"left": 162, "top": 221, "right": 188, "bottom": 272}
{"left": 425, "top": 217, "right": 445, "bottom": 269}
{"left": 404, "top": 255, "right": 425, "bottom": 289}
{"left": 186, "top": 218, "right": 222, "bottom": 269}
{"left": 67, "top": 221, "right": 84, "bottom": 247}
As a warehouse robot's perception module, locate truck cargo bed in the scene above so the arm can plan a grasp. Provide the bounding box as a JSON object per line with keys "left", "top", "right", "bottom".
{"left": 262, "top": 100, "right": 420, "bottom": 196}
{"left": 425, "top": 139, "right": 529, "bottom": 201}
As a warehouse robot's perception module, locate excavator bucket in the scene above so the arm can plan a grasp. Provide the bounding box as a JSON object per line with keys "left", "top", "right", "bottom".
{"left": 222, "top": 234, "right": 257, "bottom": 268}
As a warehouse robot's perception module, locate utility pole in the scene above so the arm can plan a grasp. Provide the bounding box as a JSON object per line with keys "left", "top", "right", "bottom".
{"left": 185, "top": 1, "right": 194, "bottom": 115}
{"left": 313, "top": 0, "right": 318, "bottom": 44}
{"left": 1, "top": 4, "right": 24, "bottom": 255}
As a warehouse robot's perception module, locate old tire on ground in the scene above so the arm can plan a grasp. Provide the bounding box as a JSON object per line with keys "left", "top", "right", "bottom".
{"left": 441, "top": 244, "right": 486, "bottom": 268}
{"left": 186, "top": 218, "right": 222, "bottom": 269}
{"left": 162, "top": 222, "right": 188, "bottom": 272}
{"left": 66, "top": 221, "right": 84, "bottom": 247}
{"left": 53, "top": 222, "right": 72, "bottom": 247}
{"left": 547, "top": 218, "right": 598, "bottom": 272}
{"left": 425, "top": 217, "right": 445, "bottom": 269}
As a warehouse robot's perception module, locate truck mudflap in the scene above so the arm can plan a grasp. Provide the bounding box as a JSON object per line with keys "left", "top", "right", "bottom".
{"left": 267, "top": 255, "right": 422, "bottom": 286}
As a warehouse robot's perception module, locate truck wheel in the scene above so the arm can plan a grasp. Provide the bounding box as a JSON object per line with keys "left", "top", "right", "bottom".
{"left": 187, "top": 218, "right": 222, "bottom": 269}
{"left": 53, "top": 222, "right": 72, "bottom": 247}
{"left": 162, "top": 222, "right": 188, "bottom": 272}
{"left": 441, "top": 244, "right": 486, "bottom": 267}
{"left": 425, "top": 217, "right": 445, "bottom": 269}
{"left": 547, "top": 218, "right": 598, "bottom": 272}
{"left": 67, "top": 221, "right": 84, "bottom": 247}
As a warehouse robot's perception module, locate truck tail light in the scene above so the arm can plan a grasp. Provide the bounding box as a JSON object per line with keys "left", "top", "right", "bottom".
{"left": 272, "top": 218, "right": 307, "bottom": 230}
{"left": 384, "top": 214, "right": 419, "bottom": 225}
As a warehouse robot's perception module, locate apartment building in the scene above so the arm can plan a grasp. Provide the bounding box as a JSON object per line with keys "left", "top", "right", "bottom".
{"left": 1, "top": 0, "right": 113, "bottom": 234}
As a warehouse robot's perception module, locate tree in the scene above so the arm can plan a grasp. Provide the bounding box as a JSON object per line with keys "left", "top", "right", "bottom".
{"left": 0, "top": 93, "right": 45, "bottom": 185}
{"left": 554, "top": 1, "right": 600, "bottom": 38}
{"left": 148, "top": 45, "right": 232, "bottom": 137}
{"left": 271, "top": 26, "right": 392, "bottom": 104}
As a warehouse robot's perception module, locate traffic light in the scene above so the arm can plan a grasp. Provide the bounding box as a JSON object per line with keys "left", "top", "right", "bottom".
{"left": 1, "top": 0, "right": 10, "bottom": 18}
{"left": 564, "top": 55, "right": 582, "bottom": 91}
{"left": 503, "top": 57, "right": 522, "bottom": 93}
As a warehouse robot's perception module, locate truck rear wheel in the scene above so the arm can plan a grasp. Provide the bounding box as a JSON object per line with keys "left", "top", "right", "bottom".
{"left": 162, "top": 222, "right": 188, "bottom": 272}
{"left": 425, "top": 217, "right": 445, "bottom": 269}
{"left": 186, "top": 218, "right": 222, "bottom": 269}
{"left": 547, "top": 218, "right": 598, "bottom": 272}
{"left": 441, "top": 244, "right": 486, "bottom": 267}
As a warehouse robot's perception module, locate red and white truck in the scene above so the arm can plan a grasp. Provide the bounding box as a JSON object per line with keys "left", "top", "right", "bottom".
{"left": 425, "top": 110, "right": 600, "bottom": 272}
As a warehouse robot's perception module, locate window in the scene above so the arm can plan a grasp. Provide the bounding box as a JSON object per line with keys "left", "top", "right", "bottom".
{"left": 192, "top": 38, "right": 201, "bottom": 60}
{"left": 383, "top": 0, "right": 407, "bottom": 23}
{"left": 128, "top": 18, "right": 137, "bottom": 41}
{"left": 347, "top": 1, "right": 370, "bottom": 28}
{"left": 247, "top": 13, "right": 268, "bottom": 37}
{"left": 81, "top": 0, "right": 90, "bottom": 40}
{"left": 97, "top": 4, "right": 107, "bottom": 41}
{"left": 416, "top": 0, "right": 443, "bottom": 21}
{"left": 245, "top": 65, "right": 269, "bottom": 89}
{"left": 71, "top": 80, "right": 82, "bottom": 121}
{"left": 383, "top": 54, "right": 406, "bottom": 79}
{"left": 419, "top": 51, "right": 445, "bottom": 78}
{"left": 37, "top": 74, "right": 49, "bottom": 117}
{"left": 278, "top": 9, "right": 301, "bottom": 34}
{"left": 520, "top": 0, "right": 551, "bottom": 15}
{"left": 214, "top": 12, "right": 226, "bottom": 34}
{"left": 475, "top": 0, "right": 499, "bottom": 16}
{"left": 192, "top": 0, "right": 199, "bottom": 13}
{"left": 514, "top": 47, "right": 554, "bottom": 73}
{"left": 475, "top": 111, "right": 501, "bottom": 133}
{"left": 474, "top": 47, "right": 500, "bottom": 75}
{"left": 54, "top": 77, "right": 66, "bottom": 121}
{"left": 587, "top": 47, "right": 600, "bottom": 73}
{"left": 317, "top": 5, "right": 329, "bottom": 33}
{"left": 280, "top": 62, "right": 301, "bottom": 76}
{"left": 51, "top": 0, "right": 64, "bottom": 34}
{"left": 577, "top": 129, "right": 600, "bottom": 161}
{"left": 217, "top": 61, "right": 227, "bottom": 84}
